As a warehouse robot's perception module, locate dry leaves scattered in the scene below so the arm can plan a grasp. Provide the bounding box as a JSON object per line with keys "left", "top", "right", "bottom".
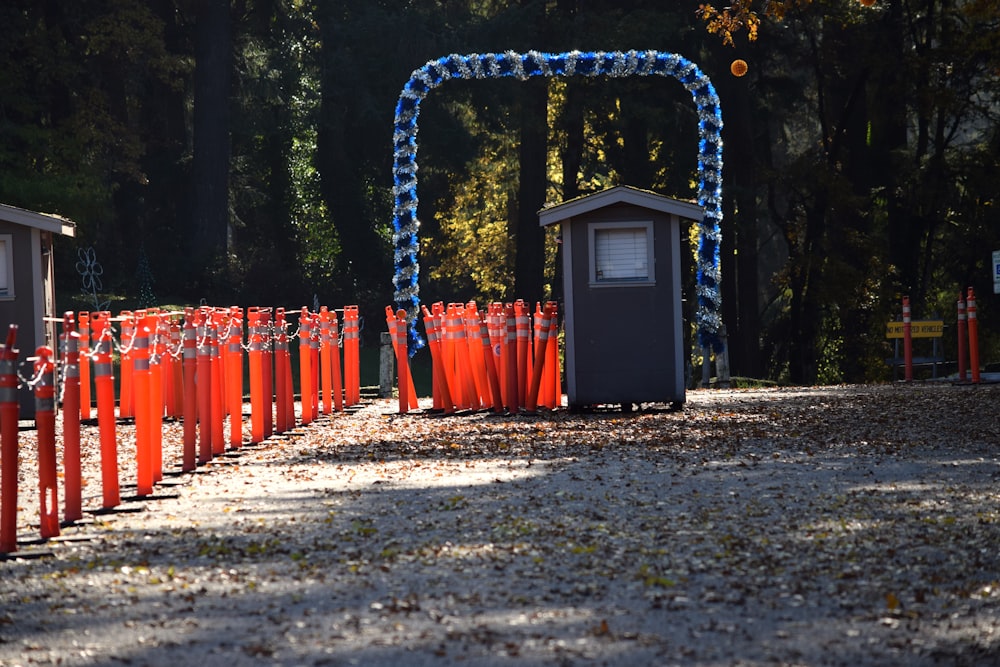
{"left": 2, "top": 383, "right": 999, "bottom": 666}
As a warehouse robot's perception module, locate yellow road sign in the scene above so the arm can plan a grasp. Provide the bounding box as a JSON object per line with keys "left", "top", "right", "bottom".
{"left": 885, "top": 320, "right": 944, "bottom": 339}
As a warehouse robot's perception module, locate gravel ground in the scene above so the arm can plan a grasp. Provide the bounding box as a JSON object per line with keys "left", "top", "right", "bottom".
{"left": 2, "top": 383, "right": 999, "bottom": 666}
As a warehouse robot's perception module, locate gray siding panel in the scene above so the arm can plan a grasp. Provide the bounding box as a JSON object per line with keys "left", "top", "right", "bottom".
{"left": 562, "top": 203, "right": 684, "bottom": 406}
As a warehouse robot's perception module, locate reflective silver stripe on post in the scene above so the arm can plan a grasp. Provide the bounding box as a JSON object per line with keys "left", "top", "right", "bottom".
{"left": 0, "top": 388, "right": 17, "bottom": 403}
{"left": 94, "top": 363, "right": 113, "bottom": 376}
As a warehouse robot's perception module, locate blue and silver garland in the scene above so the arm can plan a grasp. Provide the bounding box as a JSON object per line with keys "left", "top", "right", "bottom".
{"left": 392, "top": 50, "right": 724, "bottom": 352}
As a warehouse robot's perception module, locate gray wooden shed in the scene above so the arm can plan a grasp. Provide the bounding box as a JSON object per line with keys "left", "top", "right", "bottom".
{"left": 539, "top": 186, "right": 702, "bottom": 409}
{"left": 0, "top": 203, "right": 76, "bottom": 415}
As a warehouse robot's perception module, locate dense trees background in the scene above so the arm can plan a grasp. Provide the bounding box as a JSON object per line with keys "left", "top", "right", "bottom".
{"left": 0, "top": 0, "right": 997, "bottom": 383}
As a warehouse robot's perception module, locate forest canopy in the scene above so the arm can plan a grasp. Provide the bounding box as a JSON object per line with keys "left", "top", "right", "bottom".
{"left": 0, "top": 0, "right": 997, "bottom": 384}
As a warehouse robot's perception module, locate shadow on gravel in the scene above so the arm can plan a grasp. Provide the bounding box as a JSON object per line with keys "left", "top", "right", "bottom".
{"left": 4, "top": 385, "right": 999, "bottom": 666}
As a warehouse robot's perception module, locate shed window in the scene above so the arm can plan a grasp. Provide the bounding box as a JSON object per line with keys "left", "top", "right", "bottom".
{"left": 0, "top": 235, "right": 11, "bottom": 299}
{"left": 589, "top": 221, "right": 654, "bottom": 285}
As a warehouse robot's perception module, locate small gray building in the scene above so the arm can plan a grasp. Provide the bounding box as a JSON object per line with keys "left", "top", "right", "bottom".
{"left": 0, "top": 203, "right": 76, "bottom": 415}
{"left": 539, "top": 185, "right": 702, "bottom": 410}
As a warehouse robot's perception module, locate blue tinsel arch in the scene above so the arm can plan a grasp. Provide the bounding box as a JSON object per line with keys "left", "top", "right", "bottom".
{"left": 392, "top": 50, "right": 724, "bottom": 353}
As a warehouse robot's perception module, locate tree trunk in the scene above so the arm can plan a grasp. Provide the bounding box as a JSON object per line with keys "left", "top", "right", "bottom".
{"left": 620, "top": 96, "right": 652, "bottom": 190}
{"left": 873, "top": 0, "right": 913, "bottom": 294}
{"left": 315, "top": 2, "right": 387, "bottom": 291}
{"left": 513, "top": 78, "right": 549, "bottom": 305}
{"left": 191, "top": 0, "right": 233, "bottom": 275}
{"left": 561, "top": 81, "right": 585, "bottom": 201}
{"left": 719, "top": 61, "right": 762, "bottom": 379}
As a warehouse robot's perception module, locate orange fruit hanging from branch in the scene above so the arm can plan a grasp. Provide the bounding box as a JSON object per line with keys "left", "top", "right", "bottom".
{"left": 730, "top": 59, "right": 749, "bottom": 77}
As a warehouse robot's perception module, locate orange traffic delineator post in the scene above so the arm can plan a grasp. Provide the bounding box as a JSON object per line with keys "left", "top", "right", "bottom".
{"left": 61, "top": 313, "right": 83, "bottom": 522}
{"left": 33, "top": 346, "right": 60, "bottom": 539}
{"left": 464, "top": 303, "right": 490, "bottom": 408}
{"left": 441, "top": 304, "right": 459, "bottom": 406}
{"left": 329, "top": 308, "right": 344, "bottom": 413}
{"left": 389, "top": 308, "right": 407, "bottom": 413}
{"left": 118, "top": 311, "right": 135, "bottom": 419}
{"left": 299, "top": 308, "right": 315, "bottom": 424}
{"left": 387, "top": 307, "right": 418, "bottom": 413}
{"left": 487, "top": 303, "right": 507, "bottom": 409}
{"left": 457, "top": 304, "right": 481, "bottom": 410}
{"left": 968, "top": 287, "right": 980, "bottom": 384}
{"left": 343, "top": 306, "right": 361, "bottom": 406}
{"left": 309, "top": 312, "right": 322, "bottom": 417}
{"left": 248, "top": 307, "right": 265, "bottom": 443}
{"left": 133, "top": 322, "right": 154, "bottom": 496}
{"left": 226, "top": 308, "right": 244, "bottom": 448}
{"left": 525, "top": 303, "right": 553, "bottom": 413}
{"left": 902, "top": 296, "right": 913, "bottom": 382}
{"left": 196, "top": 310, "right": 213, "bottom": 464}
{"left": 0, "top": 325, "right": 19, "bottom": 553}
{"left": 181, "top": 310, "right": 198, "bottom": 472}
{"left": 476, "top": 315, "right": 504, "bottom": 413}
{"left": 149, "top": 313, "right": 166, "bottom": 483}
{"left": 208, "top": 314, "right": 225, "bottom": 455}
{"left": 78, "top": 312, "right": 92, "bottom": 421}
{"left": 447, "top": 303, "right": 477, "bottom": 410}
{"left": 91, "top": 312, "right": 120, "bottom": 509}
{"left": 421, "top": 304, "right": 454, "bottom": 413}
{"left": 515, "top": 301, "right": 530, "bottom": 409}
{"left": 260, "top": 308, "right": 274, "bottom": 439}
{"left": 957, "top": 293, "right": 968, "bottom": 381}
{"left": 319, "top": 308, "right": 334, "bottom": 415}
{"left": 404, "top": 312, "right": 419, "bottom": 411}
{"left": 504, "top": 303, "right": 519, "bottom": 412}
{"left": 274, "top": 308, "right": 294, "bottom": 433}
{"left": 166, "top": 317, "right": 183, "bottom": 419}
{"left": 544, "top": 302, "right": 561, "bottom": 409}
{"left": 388, "top": 308, "right": 413, "bottom": 413}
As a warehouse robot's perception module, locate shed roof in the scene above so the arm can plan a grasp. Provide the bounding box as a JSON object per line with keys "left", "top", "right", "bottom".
{"left": 0, "top": 202, "right": 76, "bottom": 237}
{"left": 538, "top": 185, "right": 703, "bottom": 227}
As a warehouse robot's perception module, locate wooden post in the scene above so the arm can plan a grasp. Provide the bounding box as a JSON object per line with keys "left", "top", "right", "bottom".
{"left": 716, "top": 325, "right": 731, "bottom": 388}
{"left": 379, "top": 331, "right": 394, "bottom": 398}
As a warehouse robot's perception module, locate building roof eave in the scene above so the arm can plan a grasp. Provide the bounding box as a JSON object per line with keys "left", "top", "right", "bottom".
{"left": 0, "top": 203, "right": 77, "bottom": 237}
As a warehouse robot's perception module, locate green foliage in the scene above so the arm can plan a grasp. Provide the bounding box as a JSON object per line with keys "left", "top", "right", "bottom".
{"left": 427, "top": 100, "right": 518, "bottom": 302}
{"left": 0, "top": 0, "right": 997, "bottom": 384}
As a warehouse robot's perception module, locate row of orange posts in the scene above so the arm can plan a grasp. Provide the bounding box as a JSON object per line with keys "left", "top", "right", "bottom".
{"left": 390, "top": 300, "right": 561, "bottom": 415}
{"left": 899, "top": 288, "right": 982, "bottom": 383}
{"left": 0, "top": 305, "right": 361, "bottom": 554}
{"left": 956, "top": 287, "right": 981, "bottom": 384}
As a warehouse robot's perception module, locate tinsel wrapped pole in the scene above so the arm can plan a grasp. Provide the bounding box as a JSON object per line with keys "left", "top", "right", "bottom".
{"left": 391, "top": 50, "right": 724, "bottom": 353}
